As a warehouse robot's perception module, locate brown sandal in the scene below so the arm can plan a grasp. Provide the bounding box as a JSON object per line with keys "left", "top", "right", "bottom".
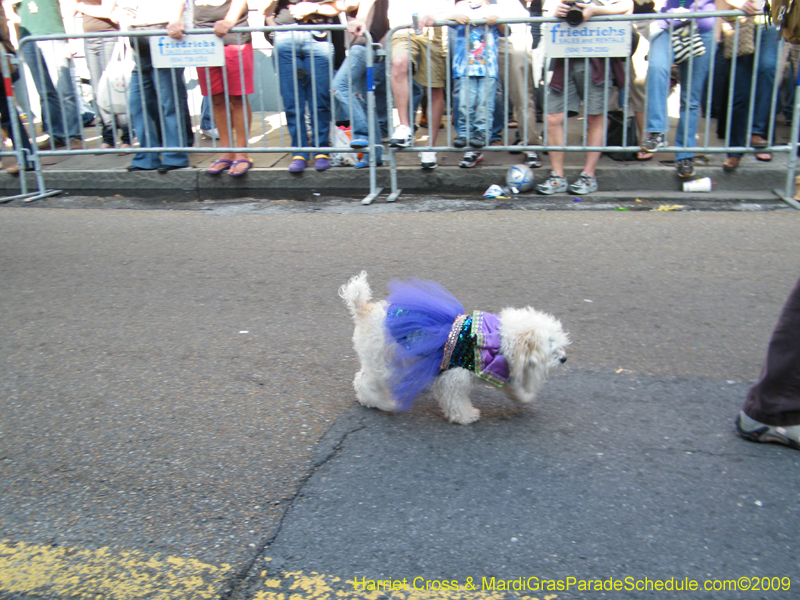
{"left": 723, "top": 156, "right": 740, "bottom": 172}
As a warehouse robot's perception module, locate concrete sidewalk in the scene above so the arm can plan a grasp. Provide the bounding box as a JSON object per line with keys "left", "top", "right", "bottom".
{"left": 0, "top": 116, "right": 792, "bottom": 204}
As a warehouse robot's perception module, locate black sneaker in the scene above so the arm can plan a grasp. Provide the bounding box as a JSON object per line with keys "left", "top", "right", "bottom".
{"left": 453, "top": 136, "right": 467, "bottom": 148}
{"left": 469, "top": 137, "right": 485, "bottom": 149}
{"left": 642, "top": 132, "right": 664, "bottom": 152}
{"left": 676, "top": 157, "right": 694, "bottom": 178}
{"left": 459, "top": 151, "right": 483, "bottom": 168}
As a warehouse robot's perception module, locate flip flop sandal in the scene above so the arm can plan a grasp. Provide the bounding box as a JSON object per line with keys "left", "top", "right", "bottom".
{"left": 228, "top": 158, "right": 254, "bottom": 177}
{"left": 636, "top": 151, "right": 653, "bottom": 161}
{"left": 206, "top": 158, "right": 234, "bottom": 175}
{"left": 755, "top": 152, "right": 772, "bottom": 162}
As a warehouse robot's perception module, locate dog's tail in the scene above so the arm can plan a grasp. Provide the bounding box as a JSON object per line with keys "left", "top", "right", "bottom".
{"left": 339, "top": 271, "right": 373, "bottom": 318}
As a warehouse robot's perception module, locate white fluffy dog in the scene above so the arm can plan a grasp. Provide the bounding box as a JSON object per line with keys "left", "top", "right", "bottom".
{"left": 339, "top": 271, "right": 569, "bottom": 424}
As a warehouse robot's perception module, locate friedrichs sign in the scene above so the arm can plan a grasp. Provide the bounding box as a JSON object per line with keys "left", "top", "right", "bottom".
{"left": 150, "top": 34, "right": 225, "bottom": 68}
{"left": 544, "top": 21, "right": 632, "bottom": 58}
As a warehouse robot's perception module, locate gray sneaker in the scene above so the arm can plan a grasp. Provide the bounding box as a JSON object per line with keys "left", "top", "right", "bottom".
{"left": 642, "top": 132, "right": 664, "bottom": 152}
{"left": 568, "top": 172, "right": 598, "bottom": 194}
{"left": 736, "top": 411, "right": 800, "bottom": 450}
{"left": 536, "top": 171, "right": 568, "bottom": 195}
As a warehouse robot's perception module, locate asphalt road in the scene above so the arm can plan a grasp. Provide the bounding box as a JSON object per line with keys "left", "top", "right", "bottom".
{"left": 1, "top": 204, "right": 799, "bottom": 599}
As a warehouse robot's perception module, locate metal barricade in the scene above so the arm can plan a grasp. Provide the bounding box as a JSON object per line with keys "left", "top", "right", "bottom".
{"left": 7, "top": 15, "right": 799, "bottom": 208}
{"left": 381, "top": 11, "right": 799, "bottom": 208}
{"left": 13, "top": 24, "right": 383, "bottom": 204}
{"left": 0, "top": 46, "right": 59, "bottom": 203}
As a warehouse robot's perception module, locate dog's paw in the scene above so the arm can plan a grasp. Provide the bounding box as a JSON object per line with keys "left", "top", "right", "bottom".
{"left": 448, "top": 406, "right": 480, "bottom": 425}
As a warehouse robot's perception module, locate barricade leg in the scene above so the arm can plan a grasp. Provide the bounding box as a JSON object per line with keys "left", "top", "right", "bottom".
{"left": 775, "top": 67, "right": 800, "bottom": 209}
{"left": 0, "top": 46, "right": 60, "bottom": 204}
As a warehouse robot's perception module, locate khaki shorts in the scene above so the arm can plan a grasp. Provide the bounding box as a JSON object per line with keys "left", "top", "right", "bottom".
{"left": 390, "top": 28, "right": 447, "bottom": 89}
{"left": 546, "top": 59, "right": 608, "bottom": 116}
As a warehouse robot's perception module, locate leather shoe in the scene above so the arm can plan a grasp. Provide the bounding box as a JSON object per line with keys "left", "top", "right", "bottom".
{"left": 157, "top": 164, "right": 184, "bottom": 173}
{"left": 751, "top": 135, "right": 769, "bottom": 148}
{"left": 126, "top": 165, "right": 152, "bottom": 172}
{"left": 723, "top": 156, "right": 740, "bottom": 172}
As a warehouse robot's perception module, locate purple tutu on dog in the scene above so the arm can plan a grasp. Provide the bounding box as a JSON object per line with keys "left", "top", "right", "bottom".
{"left": 385, "top": 278, "right": 510, "bottom": 411}
{"left": 385, "top": 278, "right": 464, "bottom": 411}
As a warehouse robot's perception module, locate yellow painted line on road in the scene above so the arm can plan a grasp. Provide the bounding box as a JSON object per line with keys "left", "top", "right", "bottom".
{"left": 253, "top": 570, "right": 559, "bottom": 600}
{"left": 0, "top": 539, "right": 233, "bottom": 599}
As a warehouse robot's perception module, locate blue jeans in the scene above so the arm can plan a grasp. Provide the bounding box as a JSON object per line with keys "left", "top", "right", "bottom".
{"left": 22, "top": 39, "right": 82, "bottom": 142}
{"left": 274, "top": 30, "right": 332, "bottom": 161}
{"left": 201, "top": 96, "right": 213, "bottom": 130}
{"left": 332, "top": 44, "right": 386, "bottom": 159}
{"left": 646, "top": 28, "right": 713, "bottom": 160}
{"left": 728, "top": 25, "right": 779, "bottom": 158}
{"left": 455, "top": 76, "right": 496, "bottom": 144}
{"left": 127, "top": 43, "right": 190, "bottom": 169}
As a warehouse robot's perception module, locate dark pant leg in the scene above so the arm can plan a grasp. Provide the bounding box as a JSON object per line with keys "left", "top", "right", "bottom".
{"left": 743, "top": 275, "right": 800, "bottom": 426}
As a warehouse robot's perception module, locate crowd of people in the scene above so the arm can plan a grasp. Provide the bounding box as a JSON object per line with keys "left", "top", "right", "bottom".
{"left": 0, "top": 0, "right": 787, "bottom": 190}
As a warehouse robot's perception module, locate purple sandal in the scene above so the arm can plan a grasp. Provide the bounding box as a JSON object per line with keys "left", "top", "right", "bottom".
{"left": 206, "top": 158, "right": 233, "bottom": 175}
{"left": 228, "top": 158, "right": 254, "bottom": 177}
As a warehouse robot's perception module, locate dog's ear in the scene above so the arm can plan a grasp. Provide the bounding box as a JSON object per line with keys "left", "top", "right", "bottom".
{"left": 509, "top": 331, "right": 545, "bottom": 397}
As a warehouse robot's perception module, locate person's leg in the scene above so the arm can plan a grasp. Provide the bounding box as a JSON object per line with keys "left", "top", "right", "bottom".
{"left": 751, "top": 26, "right": 779, "bottom": 140}
{"left": 373, "top": 58, "right": 389, "bottom": 138}
{"left": 84, "top": 36, "right": 113, "bottom": 146}
{"left": 153, "top": 66, "right": 189, "bottom": 167}
{"left": 535, "top": 108, "right": 569, "bottom": 194}
{"left": 727, "top": 53, "right": 754, "bottom": 160}
{"left": 470, "top": 76, "right": 495, "bottom": 147}
{"left": 22, "top": 41, "right": 64, "bottom": 142}
{"left": 211, "top": 92, "right": 234, "bottom": 160}
{"left": 309, "top": 36, "right": 333, "bottom": 165}
{"left": 201, "top": 95, "right": 213, "bottom": 131}
{"left": 507, "top": 40, "right": 538, "bottom": 145}
{"left": 227, "top": 95, "right": 252, "bottom": 175}
{"left": 644, "top": 30, "right": 671, "bottom": 139}
{"left": 127, "top": 51, "right": 161, "bottom": 169}
{"left": 546, "top": 112, "right": 565, "bottom": 176}
{"left": 275, "top": 30, "right": 309, "bottom": 163}
{"left": 389, "top": 32, "right": 415, "bottom": 129}
{"left": 582, "top": 114, "right": 604, "bottom": 177}
{"left": 332, "top": 45, "right": 369, "bottom": 143}
{"left": 674, "top": 30, "right": 713, "bottom": 161}
{"left": 455, "top": 77, "right": 467, "bottom": 140}
{"left": 427, "top": 87, "right": 445, "bottom": 146}
{"left": 39, "top": 39, "right": 83, "bottom": 140}
{"left": 737, "top": 274, "right": 800, "bottom": 448}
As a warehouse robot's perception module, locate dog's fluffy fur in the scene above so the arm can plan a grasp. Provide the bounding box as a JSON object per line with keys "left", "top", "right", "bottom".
{"left": 339, "top": 272, "right": 569, "bottom": 424}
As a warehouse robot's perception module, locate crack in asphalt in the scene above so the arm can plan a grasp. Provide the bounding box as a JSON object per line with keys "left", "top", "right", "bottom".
{"left": 221, "top": 414, "right": 367, "bottom": 600}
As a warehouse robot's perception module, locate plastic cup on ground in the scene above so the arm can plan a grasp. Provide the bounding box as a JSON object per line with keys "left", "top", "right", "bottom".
{"left": 683, "top": 177, "right": 712, "bottom": 192}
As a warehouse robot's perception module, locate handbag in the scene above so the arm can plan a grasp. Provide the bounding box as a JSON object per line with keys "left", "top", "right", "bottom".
{"left": 722, "top": 16, "right": 756, "bottom": 59}
{"left": 671, "top": 25, "right": 706, "bottom": 64}
{"left": 604, "top": 110, "right": 639, "bottom": 161}
{"left": 96, "top": 37, "right": 135, "bottom": 118}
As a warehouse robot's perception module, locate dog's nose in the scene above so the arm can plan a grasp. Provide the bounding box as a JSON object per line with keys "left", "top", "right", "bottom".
{"left": 559, "top": 356, "right": 567, "bottom": 364}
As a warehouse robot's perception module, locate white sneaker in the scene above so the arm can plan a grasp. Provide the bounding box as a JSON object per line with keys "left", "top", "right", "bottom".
{"left": 202, "top": 128, "right": 220, "bottom": 140}
{"left": 390, "top": 124, "right": 412, "bottom": 148}
{"left": 419, "top": 151, "right": 437, "bottom": 169}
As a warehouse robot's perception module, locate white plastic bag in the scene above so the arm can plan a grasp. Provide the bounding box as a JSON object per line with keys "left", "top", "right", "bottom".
{"left": 96, "top": 37, "right": 135, "bottom": 118}
{"left": 330, "top": 126, "right": 358, "bottom": 167}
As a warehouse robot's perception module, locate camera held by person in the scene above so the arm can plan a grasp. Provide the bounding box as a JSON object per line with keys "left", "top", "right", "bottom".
{"left": 562, "top": 0, "right": 585, "bottom": 25}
